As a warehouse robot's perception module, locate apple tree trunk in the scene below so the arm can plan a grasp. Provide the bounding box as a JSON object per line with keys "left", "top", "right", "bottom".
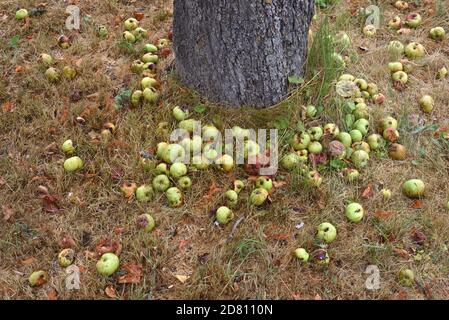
{"left": 173, "top": 0, "right": 315, "bottom": 108}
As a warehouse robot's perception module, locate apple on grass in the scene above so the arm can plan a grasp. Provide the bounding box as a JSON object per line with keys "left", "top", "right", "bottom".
{"left": 143, "top": 87, "right": 160, "bottom": 103}
{"left": 216, "top": 206, "right": 234, "bottom": 224}
{"left": 233, "top": 180, "right": 245, "bottom": 194}
{"left": 402, "top": 179, "right": 425, "bottom": 198}
{"left": 61, "top": 139, "right": 75, "bottom": 155}
{"left": 392, "top": 71, "right": 408, "bottom": 84}
{"left": 142, "top": 53, "right": 158, "bottom": 63}
{"left": 64, "top": 156, "right": 83, "bottom": 172}
{"left": 405, "top": 42, "right": 425, "bottom": 60}
{"left": 429, "top": 27, "right": 446, "bottom": 41}
{"left": 367, "top": 134, "right": 384, "bottom": 150}
{"left": 307, "top": 170, "right": 322, "bottom": 187}
{"left": 317, "top": 222, "right": 337, "bottom": 243}
{"left": 256, "top": 176, "right": 273, "bottom": 191}
{"left": 345, "top": 202, "right": 364, "bottom": 222}
{"left": 163, "top": 144, "right": 186, "bottom": 164}
{"left": 381, "top": 188, "right": 392, "bottom": 200}
{"left": 45, "top": 67, "right": 59, "bottom": 82}
{"left": 405, "top": 13, "right": 422, "bottom": 28}
{"left": 178, "top": 176, "right": 192, "bottom": 190}
{"left": 437, "top": 67, "right": 448, "bottom": 79}
{"left": 290, "top": 132, "right": 311, "bottom": 151}
{"left": 135, "top": 185, "right": 154, "bottom": 202}
{"left": 141, "top": 77, "right": 158, "bottom": 89}
{"left": 63, "top": 66, "right": 76, "bottom": 79}
{"left": 58, "top": 248, "right": 75, "bottom": 267}
{"left": 388, "top": 62, "right": 403, "bottom": 73}
{"left": 379, "top": 116, "right": 398, "bottom": 132}
{"left": 344, "top": 168, "right": 360, "bottom": 182}
{"left": 144, "top": 44, "right": 158, "bottom": 53}
{"left": 191, "top": 155, "right": 209, "bottom": 170}
{"left": 225, "top": 190, "right": 238, "bottom": 208}
{"left": 120, "top": 182, "right": 137, "bottom": 198}
{"left": 131, "top": 60, "right": 145, "bottom": 73}
{"left": 29, "top": 270, "right": 48, "bottom": 286}
{"left": 383, "top": 128, "right": 399, "bottom": 142}
{"left": 131, "top": 90, "right": 143, "bottom": 107}
{"left": 294, "top": 248, "right": 309, "bottom": 262}
{"left": 339, "top": 74, "right": 355, "bottom": 81}
{"left": 152, "top": 174, "right": 170, "bottom": 192}
{"left": 313, "top": 249, "right": 330, "bottom": 266}
{"left": 179, "top": 119, "right": 200, "bottom": 134}
{"left": 172, "top": 106, "right": 188, "bottom": 122}
{"left": 216, "top": 154, "right": 234, "bottom": 172}
{"left": 353, "top": 118, "right": 369, "bottom": 136}
{"left": 98, "top": 26, "right": 108, "bottom": 39}
{"left": 354, "top": 78, "right": 368, "bottom": 91}
{"left": 41, "top": 53, "right": 53, "bottom": 66}
{"left": 394, "top": 1, "right": 409, "bottom": 10}
{"left": 328, "top": 141, "right": 346, "bottom": 159}
{"left": 250, "top": 188, "right": 269, "bottom": 206}
{"left": 352, "top": 141, "right": 370, "bottom": 153}
{"left": 170, "top": 162, "right": 187, "bottom": 178}
{"left": 124, "top": 18, "right": 139, "bottom": 31}
{"left": 16, "top": 9, "right": 28, "bottom": 20}
{"left": 166, "top": 187, "right": 182, "bottom": 207}
{"left": 388, "top": 143, "right": 407, "bottom": 160}
{"left": 96, "top": 253, "right": 120, "bottom": 276}
{"left": 308, "top": 127, "right": 323, "bottom": 141}
{"left": 349, "top": 129, "right": 363, "bottom": 143}
{"left": 419, "top": 95, "right": 434, "bottom": 113}
{"left": 363, "top": 24, "right": 377, "bottom": 37}
{"left": 281, "top": 152, "right": 300, "bottom": 170}
{"left": 388, "top": 16, "right": 402, "bottom": 30}
{"left": 157, "top": 38, "right": 169, "bottom": 49}
{"left": 398, "top": 269, "right": 415, "bottom": 287}
{"left": 306, "top": 105, "right": 317, "bottom": 118}
{"left": 133, "top": 27, "right": 148, "bottom": 41}
{"left": 308, "top": 141, "right": 323, "bottom": 154}
{"left": 351, "top": 150, "right": 369, "bottom": 168}
{"left": 388, "top": 41, "right": 405, "bottom": 56}
{"left": 324, "top": 123, "right": 340, "bottom": 137}
{"left": 136, "top": 214, "right": 155, "bottom": 232}
{"left": 337, "top": 132, "right": 352, "bottom": 148}
{"left": 123, "top": 31, "right": 136, "bottom": 43}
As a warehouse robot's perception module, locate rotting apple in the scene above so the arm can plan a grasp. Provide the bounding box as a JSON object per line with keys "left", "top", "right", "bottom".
{"left": 324, "top": 123, "right": 340, "bottom": 137}
{"left": 388, "top": 16, "right": 402, "bottom": 30}
{"left": 250, "top": 188, "right": 269, "bottom": 206}
{"left": 307, "top": 170, "right": 323, "bottom": 187}
{"left": 255, "top": 176, "right": 273, "bottom": 191}
{"left": 389, "top": 143, "right": 407, "bottom": 160}
{"left": 363, "top": 24, "right": 377, "bottom": 37}
{"left": 152, "top": 174, "right": 170, "bottom": 192}
{"left": 328, "top": 140, "right": 346, "bottom": 158}
{"left": 290, "top": 132, "right": 311, "bottom": 151}
{"left": 29, "top": 270, "right": 48, "bottom": 286}
{"left": 96, "top": 253, "right": 120, "bottom": 276}
{"left": 136, "top": 213, "right": 155, "bottom": 232}
{"left": 120, "top": 182, "right": 137, "bottom": 198}
{"left": 58, "top": 248, "right": 75, "bottom": 267}
{"left": 233, "top": 180, "right": 245, "bottom": 194}
{"left": 352, "top": 141, "right": 371, "bottom": 153}
{"left": 402, "top": 179, "right": 425, "bottom": 198}
{"left": 166, "top": 187, "right": 182, "bottom": 207}
{"left": 383, "top": 128, "right": 399, "bottom": 142}
{"left": 398, "top": 269, "right": 415, "bottom": 287}
{"left": 135, "top": 185, "right": 154, "bottom": 202}
{"left": 351, "top": 150, "right": 369, "bottom": 168}
{"left": 313, "top": 249, "right": 330, "bottom": 266}
{"left": 419, "top": 95, "right": 434, "bottom": 113}
{"left": 344, "top": 168, "right": 360, "bottom": 182}
{"left": 373, "top": 93, "right": 385, "bottom": 105}
{"left": 405, "top": 13, "right": 422, "bottom": 29}
{"left": 345, "top": 202, "right": 364, "bottom": 222}
{"left": 317, "top": 222, "right": 337, "bottom": 243}
{"left": 394, "top": 1, "right": 409, "bottom": 10}
{"left": 281, "top": 152, "right": 300, "bottom": 170}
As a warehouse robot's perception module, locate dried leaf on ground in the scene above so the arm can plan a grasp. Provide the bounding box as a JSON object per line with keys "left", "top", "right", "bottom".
{"left": 2, "top": 205, "right": 13, "bottom": 221}
{"left": 118, "top": 263, "right": 142, "bottom": 284}
{"left": 105, "top": 285, "right": 117, "bottom": 298}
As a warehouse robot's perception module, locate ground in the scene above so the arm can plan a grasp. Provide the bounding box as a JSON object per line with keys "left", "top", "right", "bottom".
{"left": 0, "top": 0, "right": 448, "bottom": 300}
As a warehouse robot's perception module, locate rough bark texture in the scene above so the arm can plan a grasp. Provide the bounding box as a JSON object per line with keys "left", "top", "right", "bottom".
{"left": 173, "top": 0, "right": 315, "bottom": 108}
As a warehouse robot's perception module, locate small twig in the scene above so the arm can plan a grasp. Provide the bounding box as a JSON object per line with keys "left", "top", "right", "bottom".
{"left": 227, "top": 217, "right": 244, "bottom": 241}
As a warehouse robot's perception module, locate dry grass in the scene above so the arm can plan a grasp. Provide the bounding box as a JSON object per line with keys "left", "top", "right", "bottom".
{"left": 1, "top": 0, "right": 448, "bottom": 300}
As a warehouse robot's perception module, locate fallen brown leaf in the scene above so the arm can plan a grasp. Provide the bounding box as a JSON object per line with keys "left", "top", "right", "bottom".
{"left": 393, "top": 248, "right": 410, "bottom": 259}
{"left": 273, "top": 181, "right": 287, "bottom": 189}
{"left": 105, "top": 285, "right": 117, "bottom": 299}
{"left": 362, "top": 184, "right": 374, "bottom": 199}
{"left": 410, "top": 200, "right": 423, "bottom": 209}
{"left": 59, "top": 235, "right": 76, "bottom": 249}
{"left": 46, "top": 288, "right": 58, "bottom": 300}
{"left": 41, "top": 194, "right": 60, "bottom": 214}
{"left": 22, "top": 257, "right": 36, "bottom": 265}
{"left": 118, "top": 263, "right": 142, "bottom": 284}
{"left": 2, "top": 205, "right": 13, "bottom": 221}
{"left": 1, "top": 102, "right": 14, "bottom": 113}
{"left": 95, "top": 238, "right": 120, "bottom": 255}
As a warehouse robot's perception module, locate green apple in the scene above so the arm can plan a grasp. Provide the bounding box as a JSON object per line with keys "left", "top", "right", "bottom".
{"left": 155, "top": 163, "right": 169, "bottom": 175}
{"left": 29, "top": 270, "right": 48, "bottom": 286}
{"left": 96, "top": 253, "right": 120, "bottom": 276}
{"left": 383, "top": 128, "right": 399, "bottom": 142}
{"left": 170, "top": 162, "right": 187, "bottom": 178}
{"left": 354, "top": 78, "right": 368, "bottom": 91}
{"left": 216, "top": 206, "right": 234, "bottom": 224}
{"left": 391, "top": 71, "right": 408, "bottom": 84}
{"left": 120, "top": 182, "right": 137, "bottom": 198}
{"left": 244, "top": 140, "right": 260, "bottom": 159}
{"left": 136, "top": 213, "right": 155, "bottom": 232}
{"left": 143, "top": 87, "right": 160, "bottom": 103}
{"left": 367, "top": 134, "right": 384, "bottom": 150}
{"left": 324, "top": 123, "right": 340, "bottom": 137}
{"left": 64, "top": 156, "right": 83, "bottom": 172}
{"left": 389, "top": 143, "right": 407, "bottom": 160}
{"left": 63, "top": 66, "right": 76, "bottom": 79}
{"left": 202, "top": 125, "right": 220, "bottom": 143}
{"left": 419, "top": 95, "right": 434, "bottom": 113}
{"left": 215, "top": 154, "right": 234, "bottom": 172}
{"left": 61, "top": 139, "right": 75, "bottom": 155}
{"left": 398, "top": 269, "right": 415, "bottom": 287}
{"left": 131, "top": 90, "right": 143, "bottom": 107}
{"left": 16, "top": 8, "right": 28, "bottom": 20}
{"left": 179, "top": 119, "right": 199, "bottom": 134}
{"left": 349, "top": 129, "right": 363, "bottom": 142}
{"left": 203, "top": 143, "right": 219, "bottom": 161}
{"left": 135, "top": 185, "right": 154, "bottom": 202}
{"left": 191, "top": 155, "right": 209, "bottom": 170}
{"left": 405, "top": 42, "right": 425, "bottom": 60}
{"left": 314, "top": 249, "right": 330, "bottom": 265}
{"left": 281, "top": 152, "right": 300, "bottom": 170}
{"left": 388, "top": 40, "right": 405, "bottom": 56}
{"left": 344, "top": 168, "right": 360, "bottom": 182}
{"left": 394, "top": 1, "right": 409, "bottom": 10}
{"left": 429, "top": 27, "right": 446, "bottom": 41}
{"left": 41, "top": 53, "right": 53, "bottom": 66}
{"left": 172, "top": 106, "right": 188, "bottom": 121}
{"left": 337, "top": 132, "right": 352, "bottom": 148}
{"left": 152, "top": 174, "right": 170, "bottom": 192}
{"left": 388, "top": 62, "right": 403, "bottom": 73}
{"left": 233, "top": 180, "right": 245, "bottom": 194}
{"left": 306, "top": 105, "right": 317, "bottom": 118}
{"left": 140, "top": 158, "right": 155, "bottom": 172}
{"left": 144, "top": 43, "right": 158, "bottom": 53}
{"left": 308, "top": 127, "right": 323, "bottom": 141}
{"left": 98, "top": 25, "right": 108, "bottom": 38}
{"left": 388, "top": 16, "right": 402, "bottom": 30}
{"left": 231, "top": 126, "right": 248, "bottom": 140}
{"left": 296, "top": 149, "right": 308, "bottom": 162}
{"left": 164, "top": 144, "right": 186, "bottom": 164}
{"left": 256, "top": 176, "right": 273, "bottom": 191}
{"left": 402, "top": 179, "right": 425, "bottom": 198}
{"left": 141, "top": 77, "right": 158, "bottom": 89}
{"left": 353, "top": 141, "right": 370, "bottom": 153}
{"left": 58, "top": 248, "right": 75, "bottom": 267}
{"left": 363, "top": 24, "right": 377, "bottom": 37}
{"left": 45, "top": 67, "right": 59, "bottom": 82}
{"left": 353, "top": 103, "right": 369, "bottom": 120}
{"left": 142, "top": 53, "right": 159, "bottom": 63}
{"left": 290, "top": 132, "right": 311, "bottom": 151}
{"left": 157, "top": 38, "right": 169, "bottom": 49}
{"left": 379, "top": 116, "right": 398, "bottom": 132}
{"left": 351, "top": 150, "right": 369, "bottom": 168}
{"left": 317, "top": 222, "right": 337, "bottom": 243}
{"left": 294, "top": 248, "right": 309, "bottom": 262}
{"left": 123, "top": 31, "right": 136, "bottom": 43}
{"left": 124, "top": 17, "right": 139, "bottom": 31}
{"left": 381, "top": 188, "right": 392, "bottom": 200}
{"left": 373, "top": 93, "right": 385, "bottom": 105}
{"left": 166, "top": 187, "right": 182, "bottom": 207}
{"left": 307, "top": 170, "right": 322, "bottom": 187}
{"left": 250, "top": 188, "right": 269, "bottom": 206}
{"left": 353, "top": 118, "right": 369, "bottom": 136}
{"left": 334, "top": 31, "right": 351, "bottom": 50}
{"left": 308, "top": 141, "right": 323, "bottom": 154}
{"left": 176, "top": 176, "right": 191, "bottom": 190}
{"left": 332, "top": 52, "right": 346, "bottom": 68}
{"left": 131, "top": 60, "right": 145, "bottom": 73}
{"left": 345, "top": 202, "right": 364, "bottom": 222}
{"left": 437, "top": 67, "right": 448, "bottom": 79}
{"left": 225, "top": 190, "right": 238, "bottom": 208}
{"left": 156, "top": 142, "right": 169, "bottom": 159}
{"left": 339, "top": 74, "right": 355, "bottom": 81}
{"left": 405, "top": 13, "right": 422, "bottom": 28}
{"left": 133, "top": 27, "right": 148, "bottom": 41}
{"left": 367, "top": 83, "right": 378, "bottom": 96}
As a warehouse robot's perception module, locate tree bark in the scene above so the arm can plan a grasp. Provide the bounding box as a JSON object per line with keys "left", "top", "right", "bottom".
{"left": 173, "top": 0, "right": 315, "bottom": 108}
